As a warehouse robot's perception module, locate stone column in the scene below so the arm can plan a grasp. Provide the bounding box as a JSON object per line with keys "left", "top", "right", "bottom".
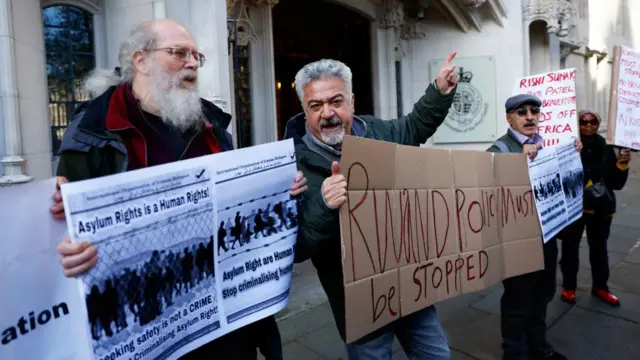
{"left": 0, "top": 0, "right": 31, "bottom": 184}
{"left": 93, "top": 11, "right": 108, "bottom": 69}
{"left": 399, "top": 23, "right": 425, "bottom": 116}
{"left": 372, "top": 26, "right": 396, "bottom": 120}
{"left": 189, "top": 0, "right": 233, "bottom": 115}
{"left": 153, "top": 0, "right": 166, "bottom": 19}
{"left": 562, "top": 46, "right": 586, "bottom": 109}
{"left": 248, "top": 1, "right": 278, "bottom": 144}
{"left": 548, "top": 33, "right": 561, "bottom": 70}
{"left": 372, "top": 1, "right": 406, "bottom": 120}
{"left": 104, "top": 0, "right": 157, "bottom": 67}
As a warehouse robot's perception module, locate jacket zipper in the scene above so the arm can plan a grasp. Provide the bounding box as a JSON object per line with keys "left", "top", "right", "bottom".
{"left": 179, "top": 132, "right": 199, "bottom": 160}
{"left": 106, "top": 125, "right": 148, "bottom": 168}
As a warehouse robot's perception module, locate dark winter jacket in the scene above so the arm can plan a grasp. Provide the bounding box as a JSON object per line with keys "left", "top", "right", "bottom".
{"left": 580, "top": 134, "right": 629, "bottom": 215}
{"left": 56, "top": 84, "right": 234, "bottom": 182}
{"left": 284, "top": 83, "right": 455, "bottom": 343}
{"left": 55, "top": 83, "right": 287, "bottom": 358}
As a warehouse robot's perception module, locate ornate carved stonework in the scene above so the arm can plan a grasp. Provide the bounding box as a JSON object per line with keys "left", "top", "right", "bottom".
{"left": 376, "top": 1, "right": 426, "bottom": 60}
{"left": 523, "top": 0, "right": 557, "bottom": 23}
{"left": 227, "top": 0, "right": 238, "bottom": 17}
{"left": 395, "top": 41, "right": 406, "bottom": 61}
{"left": 378, "top": 0, "right": 405, "bottom": 29}
{"left": 400, "top": 22, "right": 426, "bottom": 40}
{"left": 554, "top": 0, "right": 577, "bottom": 37}
{"left": 227, "top": 0, "right": 257, "bottom": 46}
{"left": 560, "top": 42, "right": 579, "bottom": 58}
{"left": 523, "top": 0, "right": 578, "bottom": 40}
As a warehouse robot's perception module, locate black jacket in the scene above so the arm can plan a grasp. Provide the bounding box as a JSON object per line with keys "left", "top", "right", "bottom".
{"left": 580, "top": 134, "right": 629, "bottom": 214}
{"left": 57, "top": 85, "right": 234, "bottom": 181}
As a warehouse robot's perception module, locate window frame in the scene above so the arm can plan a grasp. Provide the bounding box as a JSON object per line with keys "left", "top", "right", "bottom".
{"left": 42, "top": 4, "right": 96, "bottom": 156}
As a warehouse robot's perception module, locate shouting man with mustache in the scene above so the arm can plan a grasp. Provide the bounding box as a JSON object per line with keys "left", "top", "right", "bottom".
{"left": 49, "top": 19, "right": 308, "bottom": 360}
{"left": 284, "top": 53, "right": 460, "bottom": 359}
{"left": 487, "top": 94, "right": 582, "bottom": 360}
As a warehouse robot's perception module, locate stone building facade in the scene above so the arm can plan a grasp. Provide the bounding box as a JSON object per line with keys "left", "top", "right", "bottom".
{"left": 0, "top": 0, "right": 637, "bottom": 184}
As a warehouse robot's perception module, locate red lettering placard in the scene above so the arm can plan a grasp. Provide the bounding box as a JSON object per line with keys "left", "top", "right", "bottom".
{"left": 512, "top": 69, "right": 579, "bottom": 147}
{"left": 339, "top": 137, "right": 544, "bottom": 343}
{"left": 608, "top": 45, "right": 640, "bottom": 150}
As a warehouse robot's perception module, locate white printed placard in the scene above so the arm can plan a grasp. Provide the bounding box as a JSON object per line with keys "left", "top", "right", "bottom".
{"left": 0, "top": 179, "right": 90, "bottom": 360}
{"left": 513, "top": 68, "right": 579, "bottom": 147}
{"left": 527, "top": 139, "right": 584, "bottom": 242}
{"left": 59, "top": 139, "right": 298, "bottom": 360}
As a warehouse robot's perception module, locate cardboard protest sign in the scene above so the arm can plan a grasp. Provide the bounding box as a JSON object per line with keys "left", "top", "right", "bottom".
{"left": 607, "top": 45, "right": 640, "bottom": 150}
{"left": 512, "top": 68, "right": 578, "bottom": 147}
{"left": 338, "top": 136, "right": 544, "bottom": 343}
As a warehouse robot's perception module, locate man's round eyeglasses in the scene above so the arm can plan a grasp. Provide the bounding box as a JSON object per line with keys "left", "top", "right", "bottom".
{"left": 146, "top": 46, "right": 206, "bottom": 67}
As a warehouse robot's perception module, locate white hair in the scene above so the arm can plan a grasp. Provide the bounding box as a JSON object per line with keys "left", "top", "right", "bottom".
{"left": 82, "top": 68, "right": 121, "bottom": 99}
{"left": 294, "top": 59, "right": 353, "bottom": 103}
{"left": 81, "top": 22, "right": 203, "bottom": 131}
{"left": 82, "top": 24, "right": 157, "bottom": 97}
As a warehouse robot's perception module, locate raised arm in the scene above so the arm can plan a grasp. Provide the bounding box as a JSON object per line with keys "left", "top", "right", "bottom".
{"left": 604, "top": 146, "right": 630, "bottom": 191}
{"left": 374, "top": 51, "right": 459, "bottom": 146}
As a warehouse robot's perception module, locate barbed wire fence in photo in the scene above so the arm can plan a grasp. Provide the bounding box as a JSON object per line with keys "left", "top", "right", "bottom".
{"left": 81, "top": 204, "right": 217, "bottom": 358}
{"left": 216, "top": 188, "right": 300, "bottom": 263}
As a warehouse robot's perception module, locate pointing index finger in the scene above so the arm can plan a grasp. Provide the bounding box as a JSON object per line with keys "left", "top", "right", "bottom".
{"left": 443, "top": 51, "right": 457, "bottom": 66}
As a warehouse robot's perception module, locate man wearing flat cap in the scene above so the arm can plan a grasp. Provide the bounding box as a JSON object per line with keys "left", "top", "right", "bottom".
{"left": 487, "top": 94, "right": 581, "bottom": 360}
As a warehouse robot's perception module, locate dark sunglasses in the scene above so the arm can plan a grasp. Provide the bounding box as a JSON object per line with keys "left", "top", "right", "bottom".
{"left": 579, "top": 118, "right": 599, "bottom": 126}
{"left": 515, "top": 106, "right": 540, "bottom": 116}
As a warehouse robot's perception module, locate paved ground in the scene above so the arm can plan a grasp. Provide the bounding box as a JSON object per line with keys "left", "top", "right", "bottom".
{"left": 266, "top": 158, "right": 640, "bottom": 360}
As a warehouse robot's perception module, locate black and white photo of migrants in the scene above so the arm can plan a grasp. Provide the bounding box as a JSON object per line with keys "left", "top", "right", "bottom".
{"left": 214, "top": 142, "right": 298, "bottom": 326}
{"left": 65, "top": 168, "right": 222, "bottom": 360}
{"left": 561, "top": 169, "right": 584, "bottom": 202}
{"left": 533, "top": 172, "right": 563, "bottom": 203}
{"left": 557, "top": 140, "right": 585, "bottom": 223}
{"left": 528, "top": 150, "right": 569, "bottom": 242}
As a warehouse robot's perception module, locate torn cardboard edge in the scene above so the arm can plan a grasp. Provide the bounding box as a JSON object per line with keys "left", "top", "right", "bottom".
{"left": 338, "top": 135, "right": 544, "bottom": 343}
{"left": 606, "top": 45, "right": 622, "bottom": 145}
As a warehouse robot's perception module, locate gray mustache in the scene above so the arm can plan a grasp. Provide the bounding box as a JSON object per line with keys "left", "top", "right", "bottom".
{"left": 181, "top": 71, "right": 197, "bottom": 81}
{"left": 170, "top": 70, "right": 197, "bottom": 85}
{"left": 320, "top": 117, "right": 342, "bottom": 128}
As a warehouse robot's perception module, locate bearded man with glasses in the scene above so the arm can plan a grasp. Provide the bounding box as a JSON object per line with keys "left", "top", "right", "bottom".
{"left": 49, "top": 19, "right": 308, "bottom": 360}
{"left": 487, "top": 94, "right": 582, "bottom": 360}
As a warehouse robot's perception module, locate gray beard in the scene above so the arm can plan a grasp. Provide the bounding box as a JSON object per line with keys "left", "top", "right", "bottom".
{"left": 321, "top": 128, "right": 345, "bottom": 146}
{"left": 319, "top": 116, "right": 345, "bottom": 146}
{"left": 148, "top": 65, "right": 203, "bottom": 132}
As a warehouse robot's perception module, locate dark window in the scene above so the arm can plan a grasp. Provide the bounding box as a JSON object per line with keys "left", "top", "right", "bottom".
{"left": 233, "top": 44, "right": 253, "bottom": 149}
{"left": 43, "top": 5, "right": 95, "bottom": 155}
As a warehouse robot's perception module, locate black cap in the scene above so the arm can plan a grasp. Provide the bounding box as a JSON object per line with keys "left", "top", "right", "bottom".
{"left": 505, "top": 94, "right": 542, "bottom": 113}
